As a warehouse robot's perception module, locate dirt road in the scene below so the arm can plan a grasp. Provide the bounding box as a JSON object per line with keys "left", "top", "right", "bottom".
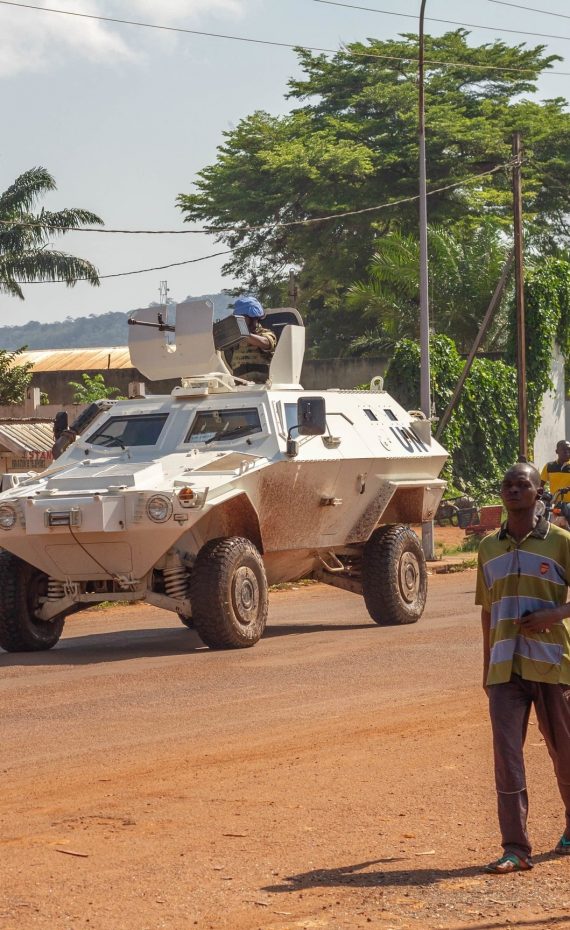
{"left": 1, "top": 571, "right": 569, "bottom": 930}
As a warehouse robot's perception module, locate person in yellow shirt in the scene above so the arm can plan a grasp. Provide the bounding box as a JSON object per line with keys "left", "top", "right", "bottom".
{"left": 540, "top": 440, "right": 570, "bottom": 504}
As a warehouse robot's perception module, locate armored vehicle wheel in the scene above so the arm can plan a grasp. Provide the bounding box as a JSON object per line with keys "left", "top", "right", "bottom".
{"left": 0, "top": 550, "right": 65, "bottom": 652}
{"left": 362, "top": 524, "right": 427, "bottom": 626}
{"left": 190, "top": 537, "right": 268, "bottom": 649}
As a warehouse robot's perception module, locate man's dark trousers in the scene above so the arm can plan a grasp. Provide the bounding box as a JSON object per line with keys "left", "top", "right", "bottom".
{"left": 488, "top": 674, "right": 570, "bottom": 857}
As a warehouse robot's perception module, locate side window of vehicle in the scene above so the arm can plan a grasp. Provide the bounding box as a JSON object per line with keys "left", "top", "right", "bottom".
{"left": 87, "top": 414, "right": 168, "bottom": 447}
{"left": 185, "top": 408, "right": 262, "bottom": 444}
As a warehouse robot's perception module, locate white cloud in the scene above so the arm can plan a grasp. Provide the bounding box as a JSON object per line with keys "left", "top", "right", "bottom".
{"left": 0, "top": 0, "right": 246, "bottom": 78}
{"left": 128, "top": 0, "right": 244, "bottom": 22}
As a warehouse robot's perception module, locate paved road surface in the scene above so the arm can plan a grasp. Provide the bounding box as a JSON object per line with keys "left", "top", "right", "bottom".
{"left": 1, "top": 571, "right": 569, "bottom": 929}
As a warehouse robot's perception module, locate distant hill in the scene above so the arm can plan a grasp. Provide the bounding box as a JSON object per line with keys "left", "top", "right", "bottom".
{"left": 0, "top": 293, "right": 233, "bottom": 350}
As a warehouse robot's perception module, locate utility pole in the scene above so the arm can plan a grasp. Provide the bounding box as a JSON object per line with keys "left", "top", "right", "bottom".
{"left": 288, "top": 269, "right": 299, "bottom": 308}
{"left": 418, "top": 0, "right": 434, "bottom": 559}
{"left": 512, "top": 132, "right": 528, "bottom": 461}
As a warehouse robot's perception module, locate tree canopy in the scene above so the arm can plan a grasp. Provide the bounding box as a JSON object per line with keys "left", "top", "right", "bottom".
{"left": 0, "top": 167, "right": 102, "bottom": 299}
{"left": 178, "top": 30, "right": 570, "bottom": 356}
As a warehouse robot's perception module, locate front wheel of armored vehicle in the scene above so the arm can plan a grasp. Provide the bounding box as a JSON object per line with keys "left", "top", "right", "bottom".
{"left": 362, "top": 524, "right": 427, "bottom": 626}
{"left": 0, "top": 550, "right": 65, "bottom": 651}
{"left": 190, "top": 537, "right": 268, "bottom": 649}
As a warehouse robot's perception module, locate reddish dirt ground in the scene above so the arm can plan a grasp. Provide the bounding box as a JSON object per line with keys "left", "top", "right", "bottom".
{"left": 1, "top": 570, "right": 569, "bottom": 930}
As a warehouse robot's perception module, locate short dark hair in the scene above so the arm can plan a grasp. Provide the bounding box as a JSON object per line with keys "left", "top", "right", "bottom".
{"left": 503, "top": 462, "right": 541, "bottom": 488}
{"left": 556, "top": 439, "right": 570, "bottom": 450}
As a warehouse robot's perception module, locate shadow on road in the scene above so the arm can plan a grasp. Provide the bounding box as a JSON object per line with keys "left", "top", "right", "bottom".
{"left": 0, "top": 620, "right": 376, "bottom": 666}
{"left": 262, "top": 851, "right": 561, "bottom": 893}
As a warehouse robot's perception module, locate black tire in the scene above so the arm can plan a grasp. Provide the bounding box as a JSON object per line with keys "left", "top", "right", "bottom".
{"left": 189, "top": 537, "right": 268, "bottom": 649}
{"left": 0, "top": 550, "right": 65, "bottom": 652}
{"left": 362, "top": 524, "right": 427, "bottom": 626}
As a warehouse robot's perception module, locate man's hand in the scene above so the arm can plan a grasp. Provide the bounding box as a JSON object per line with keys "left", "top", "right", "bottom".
{"left": 517, "top": 607, "right": 561, "bottom": 634}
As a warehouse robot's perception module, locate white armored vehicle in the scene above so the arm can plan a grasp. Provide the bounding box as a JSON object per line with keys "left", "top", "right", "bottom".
{"left": 0, "top": 301, "right": 447, "bottom": 652}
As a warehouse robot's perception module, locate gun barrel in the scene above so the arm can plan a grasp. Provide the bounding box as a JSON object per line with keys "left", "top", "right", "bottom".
{"left": 128, "top": 318, "right": 175, "bottom": 333}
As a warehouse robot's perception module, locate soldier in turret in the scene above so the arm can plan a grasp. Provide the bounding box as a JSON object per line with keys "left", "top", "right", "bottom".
{"left": 226, "top": 296, "right": 277, "bottom": 384}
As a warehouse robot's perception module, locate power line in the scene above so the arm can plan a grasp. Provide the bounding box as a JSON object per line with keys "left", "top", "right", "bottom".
{"left": 4, "top": 160, "right": 517, "bottom": 236}
{"left": 486, "top": 0, "right": 570, "bottom": 22}
{"left": 313, "top": 0, "right": 570, "bottom": 44}
{"left": 18, "top": 249, "right": 233, "bottom": 284}
{"left": 0, "top": 0, "right": 568, "bottom": 76}
{"left": 14, "top": 161, "right": 519, "bottom": 284}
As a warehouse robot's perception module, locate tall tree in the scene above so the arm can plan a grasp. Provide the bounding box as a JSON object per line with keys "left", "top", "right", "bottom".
{"left": 0, "top": 167, "right": 102, "bottom": 299}
{"left": 177, "top": 31, "right": 570, "bottom": 354}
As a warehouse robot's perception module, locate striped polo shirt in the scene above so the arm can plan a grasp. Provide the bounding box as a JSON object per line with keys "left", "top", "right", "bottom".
{"left": 476, "top": 517, "right": 570, "bottom": 685}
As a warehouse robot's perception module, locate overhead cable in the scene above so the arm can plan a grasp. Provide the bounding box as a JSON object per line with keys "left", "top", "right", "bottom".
{"left": 17, "top": 249, "right": 233, "bottom": 284}
{"left": 15, "top": 162, "right": 518, "bottom": 283}
{"left": 0, "top": 0, "right": 568, "bottom": 75}
{"left": 3, "top": 160, "right": 521, "bottom": 237}
{"left": 313, "top": 0, "right": 570, "bottom": 44}
{"left": 486, "top": 0, "right": 570, "bottom": 22}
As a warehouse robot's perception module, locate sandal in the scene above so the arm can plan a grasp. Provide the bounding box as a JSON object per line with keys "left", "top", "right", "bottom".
{"left": 484, "top": 853, "right": 533, "bottom": 874}
{"left": 555, "top": 835, "right": 570, "bottom": 855}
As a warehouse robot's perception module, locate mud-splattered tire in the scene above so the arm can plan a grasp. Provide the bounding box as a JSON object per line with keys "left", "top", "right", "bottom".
{"left": 0, "top": 549, "right": 65, "bottom": 651}
{"left": 362, "top": 524, "right": 427, "bottom": 626}
{"left": 190, "top": 537, "right": 268, "bottom": 649}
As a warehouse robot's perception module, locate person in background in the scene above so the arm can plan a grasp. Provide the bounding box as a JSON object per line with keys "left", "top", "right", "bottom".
{"left": 226, "top": 296, "right": 277, "bottom": 384}
{"left": 540, "top": 440, "right": 570, "bottom": 501}
{"left": 476, "top": 462, "right": 570, "bottom": 874}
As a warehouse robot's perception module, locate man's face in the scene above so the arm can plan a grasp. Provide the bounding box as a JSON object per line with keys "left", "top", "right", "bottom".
{"left": 557, "top": 443, "right": 570, "bottom": 464}
{"left": 500, "top": 466, "right": 539, "bottom": 512}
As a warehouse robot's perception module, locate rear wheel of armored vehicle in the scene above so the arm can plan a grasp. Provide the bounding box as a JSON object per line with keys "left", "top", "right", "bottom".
{"left": 0, "top": 550, "right": 65, "bottom": 651}
{"left": 190, "top": 537, "right": 268, "bottom": 649}
{"left": 362, "top": 524, "right": 427, "bottom": 626}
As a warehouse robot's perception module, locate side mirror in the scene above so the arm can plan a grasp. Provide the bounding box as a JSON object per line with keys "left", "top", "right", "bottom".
{"left": 297, "top": 396, "right": 327, "bottom": 436}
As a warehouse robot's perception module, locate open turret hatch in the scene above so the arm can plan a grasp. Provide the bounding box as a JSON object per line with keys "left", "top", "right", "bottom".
{"left": 128, "top": 300, "right": 305, "bottom": 390}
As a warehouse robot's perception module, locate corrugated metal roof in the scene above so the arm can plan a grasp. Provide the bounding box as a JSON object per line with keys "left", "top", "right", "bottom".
{"left": 0, "top": 420, "right": 54, "bottom": 454}
{"left": 14, "top": 347, "right": 132, "bottom": 371}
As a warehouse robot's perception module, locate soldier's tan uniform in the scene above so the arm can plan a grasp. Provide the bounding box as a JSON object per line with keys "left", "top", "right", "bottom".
{"left": 227, "top": 324, "right": 277, "bottom": 383}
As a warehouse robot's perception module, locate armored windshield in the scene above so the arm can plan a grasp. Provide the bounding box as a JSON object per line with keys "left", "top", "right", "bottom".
{"left": 185, "top": 408, "right": 262, "bottom": 444}
{"left": 87, "top": 414, "right": 169, "bottom": 448}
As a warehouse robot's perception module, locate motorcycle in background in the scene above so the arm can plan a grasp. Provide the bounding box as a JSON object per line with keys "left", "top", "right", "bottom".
{"left": 435, "top": 495, "right": 479, "bottom": 530}
{"left": 539, "top": 486, "right": 570, "bottom": 530}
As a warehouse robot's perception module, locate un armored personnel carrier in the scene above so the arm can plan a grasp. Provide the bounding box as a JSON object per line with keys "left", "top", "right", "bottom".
{"left": 0, "top": 300, "right": 447, "bottom": 652}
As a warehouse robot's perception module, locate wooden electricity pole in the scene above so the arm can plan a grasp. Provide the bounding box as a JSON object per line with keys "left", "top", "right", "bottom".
{"left": 512, "top": 132, "right": 528, "bottom": 461}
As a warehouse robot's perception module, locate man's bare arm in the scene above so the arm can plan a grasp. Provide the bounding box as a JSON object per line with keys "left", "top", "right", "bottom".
{"left": 247, "top": 333, "right": 272, "bottom": 350}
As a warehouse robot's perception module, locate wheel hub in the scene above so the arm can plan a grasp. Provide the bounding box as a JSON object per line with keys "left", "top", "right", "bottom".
{"left": 398, "top": 551, "right": 420, "bottom": 603}
{"left": 232, "top": 566, "right": 260, "bottom": 625}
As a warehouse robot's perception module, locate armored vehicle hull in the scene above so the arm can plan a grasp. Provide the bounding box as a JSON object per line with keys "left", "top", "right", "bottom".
{"left": 0, "top": 301, "right": 447, "bottom": 652}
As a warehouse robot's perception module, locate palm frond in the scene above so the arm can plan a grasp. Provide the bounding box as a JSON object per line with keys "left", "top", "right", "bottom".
{"left": 1, "top": 249, "right": 100, "bottom": 289}
{"left": 0, "top": 167, "right": 56, "bottom": 216}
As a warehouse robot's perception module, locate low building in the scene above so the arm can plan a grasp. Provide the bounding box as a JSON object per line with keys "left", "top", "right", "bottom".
{"left": 0, "top": 418, "right": 54, "bottom": 477}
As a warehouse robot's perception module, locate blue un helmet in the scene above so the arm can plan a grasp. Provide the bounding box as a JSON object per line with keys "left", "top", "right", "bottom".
{"left": 233, "top": 296, "right": 265, "bottom": 319}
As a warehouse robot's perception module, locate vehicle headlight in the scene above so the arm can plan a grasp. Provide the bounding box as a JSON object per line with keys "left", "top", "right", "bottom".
{"left": 146, "top": 495, "right": 172, "bottom": 523}
{"left": 0, "top": 505, "right": 17, "bottom": 530}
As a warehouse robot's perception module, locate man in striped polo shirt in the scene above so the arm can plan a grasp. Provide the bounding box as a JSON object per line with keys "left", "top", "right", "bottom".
{"left": 476, "top": 462, "right": 570, "bottom": 873}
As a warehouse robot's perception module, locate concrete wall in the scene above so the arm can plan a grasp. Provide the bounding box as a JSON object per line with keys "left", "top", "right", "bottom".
{"left": 533, "top": 343, "right": 567, "bottom": 470}
{"left": 25, "top": 357, "right": 391, "bottom": 404}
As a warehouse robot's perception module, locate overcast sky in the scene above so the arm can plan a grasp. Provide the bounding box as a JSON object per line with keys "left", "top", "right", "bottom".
{"left": 1, "top": 0, "right": 569, "bottom": 327}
